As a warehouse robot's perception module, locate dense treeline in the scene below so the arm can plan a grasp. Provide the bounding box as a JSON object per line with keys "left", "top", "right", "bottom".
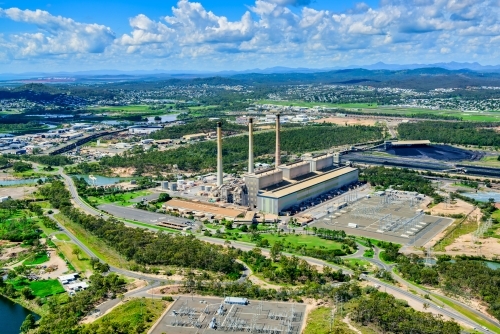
{"left": 40, "top": 181, "right": 241, "bottom": 276}
{"left": 100, "top": 124, "right": 382, "bottom": 172}
{"left": 351, "top": 290, "right": 461, "bottom": 334}
{"left": 360, "top": 167, "right": 437, "bottom": 197}
{"left": 0, "top": 121, "right": 48, "bottom": 134}
{"left": 4, "top": 154, "right": 73, "bottom": 166}
{"left": 397, "top": 255, "right": 500, "bottom": 321}
{"left": 149, "top": 119, "right": 246, "bottom": 139}
{"left": 398, "top": 121, "right": 500, "bottom": 146}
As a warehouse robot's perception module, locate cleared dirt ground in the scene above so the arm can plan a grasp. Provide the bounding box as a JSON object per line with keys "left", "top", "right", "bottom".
{"left": 314, "top": 117, "right": 380, "bottom": 126}
{"left": 0, "top": 186, "right": 36, "bottom": 200}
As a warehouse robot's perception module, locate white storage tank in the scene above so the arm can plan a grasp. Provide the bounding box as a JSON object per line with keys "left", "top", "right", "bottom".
{"left": 161, "top": 181, "right": 169, "bottom": 190}
{"left": 169, "top": 183, "right": 178, "bottom": 191}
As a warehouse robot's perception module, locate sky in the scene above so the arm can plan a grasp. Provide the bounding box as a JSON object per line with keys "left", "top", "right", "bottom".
{"left": 0, "top": 0, "right": 499, "bottom": 73}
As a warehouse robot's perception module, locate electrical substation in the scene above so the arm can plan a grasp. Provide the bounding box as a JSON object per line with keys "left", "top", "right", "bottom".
{"left": 151, "top": 296, "right": 307, "bottom": 334}
{"left": 310, "top": 190, "right": 454, "bottom": 246}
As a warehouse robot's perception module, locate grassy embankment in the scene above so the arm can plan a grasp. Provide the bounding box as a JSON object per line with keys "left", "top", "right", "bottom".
{"left": 303, "top": 306, "right": 372, "bottom": 334}
{"left": 434, "top": 218, "right": 477, "bottom": 251}
{"left": 53, "top": 240, "right": 94, "bottom": 274}
{"left": 53, "top": 213, "right": 129, "bottom": 268}
{"left": 81, "top": 298, "right": 169, "bottom": 333}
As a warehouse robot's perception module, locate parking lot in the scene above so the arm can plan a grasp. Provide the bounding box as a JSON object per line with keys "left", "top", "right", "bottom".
{"left": 151, "top": 296, "right": 307, "bottom": 334}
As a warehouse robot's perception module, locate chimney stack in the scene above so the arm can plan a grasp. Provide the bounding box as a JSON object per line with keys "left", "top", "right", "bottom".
{"left": 217, "top": 122, "right": 223, "bottom": 187}
{"left": 275, "top": 113, "right": 281, "bottom": 168}
{"left": 248, "top": 117, "right": 254, "bottom": 174}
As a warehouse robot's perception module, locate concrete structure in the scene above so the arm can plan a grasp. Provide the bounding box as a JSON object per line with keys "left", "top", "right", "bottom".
{"left": 306, "top": 153, "right": 334, "bottom": 172}
{"left": 275, "top": 113, "right": 281, "bottom": 167}
{"left": 244, "top": 169, "right": 284, "bottom": 209}
{"left": 248, "top": 118, "right": 254, "bottom": 174}
{"left": 128, "top": 126, "right": 162, "bottom": 134}
{"left": 384, "top": 140, "right": 431, "bottom": 150}
{"left": 278, "top": 160, "right": 310, "bottom": 180}
{"left": 182, "top": 133, "right": 207, "bottom": 141}
{"left": 217, "top": 122, "right": 223, "bottom": 187}
{"left": 58, "top": 273, "right": 78, "bottom": 284}
{"left": 257, "top": 167, "right": 359, "bottom": 214}
{"left": 224, "top": 297, "right": 249, "bottom": 305}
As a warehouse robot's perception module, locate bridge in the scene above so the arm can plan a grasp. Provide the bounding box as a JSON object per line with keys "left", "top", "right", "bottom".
{"left": 48, "top": 130, "right": 125, "bottom": 155}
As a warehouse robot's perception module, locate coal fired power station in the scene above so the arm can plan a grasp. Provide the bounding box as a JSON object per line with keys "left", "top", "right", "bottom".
{"left": 215, "top": 116, "right": 359, "bottom": 215}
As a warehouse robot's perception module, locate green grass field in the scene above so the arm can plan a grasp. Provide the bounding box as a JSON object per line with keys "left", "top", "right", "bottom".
{"left": 29, "top": 279, "right": 65, "bottom": 298}
{"left": 54, "top": 233, "right": 71, "bottom": 241}
{"left": 238, "top": 233, "right": 344, "bottom": 250}
{"left": 88, "top": 190, "right": 151, "bottom": 207}
{"left": 11, "top": 279, "right": 65, "bottom": 298}
{"left": 24, "top": 253, "right": 49, "bottom": 266}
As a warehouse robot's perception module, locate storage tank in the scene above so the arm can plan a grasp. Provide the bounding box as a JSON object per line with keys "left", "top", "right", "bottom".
{"left": 161, "top": 181, "right": 169, "bottom": 190}
{"left": 187, "top": 181, "right": 195, "bottom": 186}
{"left": 205, "top": 186, "right": 212, "bottom": 191}
{"left": 201, "top": 185, "right": 206, "bottom": 191}
{"left": 169, "top": 183, "right": 178, "bottom": 191}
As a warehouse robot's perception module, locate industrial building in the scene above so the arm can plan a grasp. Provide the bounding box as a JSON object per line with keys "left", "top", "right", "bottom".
{"left": 257, "top": 167, "right": 359, "bottom": 215}
{"left": 212, "top": 114, "right": 359, "bottom": 215}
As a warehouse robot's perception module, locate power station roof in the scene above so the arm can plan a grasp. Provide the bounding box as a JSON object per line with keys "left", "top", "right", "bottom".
{"left": 389, "top": 140, "right": 431, "bottom": 146}
{"left": 259, "top": 167, "right": 357, "bottom": 199}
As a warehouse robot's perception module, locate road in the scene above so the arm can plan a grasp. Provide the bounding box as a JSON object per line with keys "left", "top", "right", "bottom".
{"left": 55, "top": 168, "right": 495, "bottom": 332}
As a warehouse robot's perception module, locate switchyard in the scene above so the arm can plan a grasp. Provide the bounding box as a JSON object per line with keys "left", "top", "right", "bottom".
{"left": 310, "top": 192, "right": 453, "bottom": 246}
{"left": 151, "top": 296, "right": 306, "bottom": 334}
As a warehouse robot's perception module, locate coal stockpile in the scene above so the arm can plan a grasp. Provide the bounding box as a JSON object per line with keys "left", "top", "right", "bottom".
{"left": 345, "top": 153, "right": 449, "bottom": 171}
{"left": 387, "top": 145, "right": 481, "bottom": 162}
{"left": 456, "top": 164, "right": 500, "bottom": 178}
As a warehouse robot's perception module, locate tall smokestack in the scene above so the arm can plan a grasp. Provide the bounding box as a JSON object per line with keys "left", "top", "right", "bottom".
{"left": 217, "top": 122, "right": 223, "bottom": 187}
{"left": 248, "top": 118, "right": 254, "bottom": 174}
{"left": 275, "top": 113, "right": 281, "bottom": 168}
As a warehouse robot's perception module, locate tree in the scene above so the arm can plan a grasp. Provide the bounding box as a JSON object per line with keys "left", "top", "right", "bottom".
{"left": 20, "top": 314, "right": 37, "bottom": 333}
{"left": 224, "top": 220, "right": 233, "bottom": 230}
{"left": 72, "top": 248, "right": 82, "bottom": 260}
{"left": 270, "top": 241, "right": 283, "bottom": 262}
{"left": 158, "top": 193, "right": 171, "bottom": 202}
{"left": 21, "top": 287, "right": 34, "bottom": 300}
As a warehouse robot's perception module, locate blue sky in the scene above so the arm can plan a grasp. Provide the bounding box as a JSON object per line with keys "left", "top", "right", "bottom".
{"left": 0, "top": 0, "right": 499, "bottom": 73}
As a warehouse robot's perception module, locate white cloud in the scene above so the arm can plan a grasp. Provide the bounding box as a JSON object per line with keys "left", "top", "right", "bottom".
{"left": 3, "top": 0, "right": 500, "bottom": 70}
{"left": 0, "top": 7, "right": 115, "bottom": 57}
